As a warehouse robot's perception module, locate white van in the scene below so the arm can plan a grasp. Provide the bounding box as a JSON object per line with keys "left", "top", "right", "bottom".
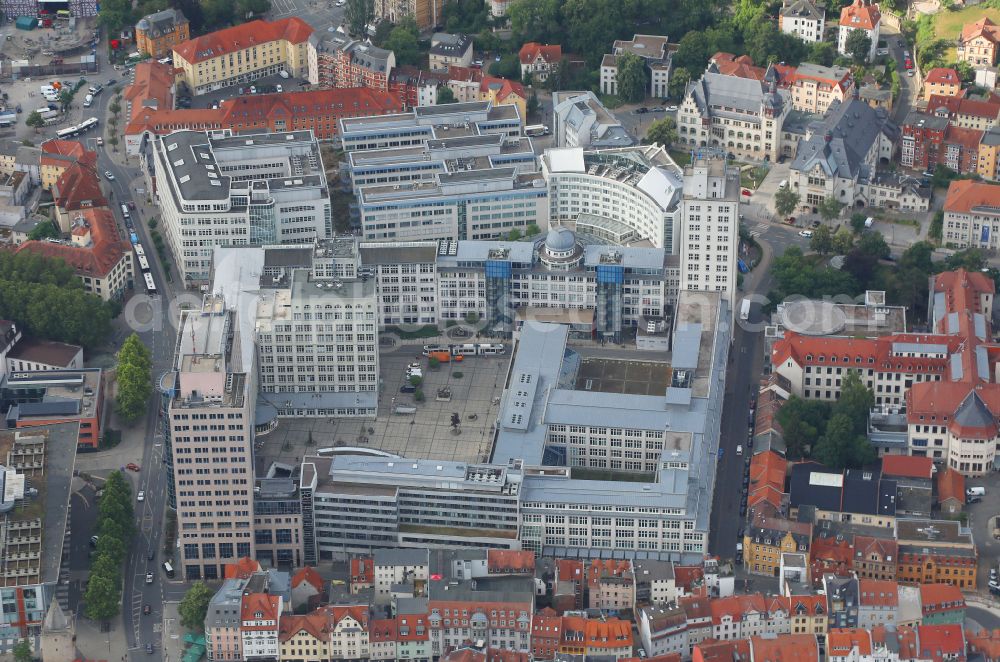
{"left": 967, "top": 486, "right": 986, "bottom": 497}
{"left": 83, "top": 94, "right": 93, "bottom": 108}
{"left": 39, "top": 85, "right": 56, "bottom": 95}
{"left": 162, "top": 561, "right": 174, "bottom": 578}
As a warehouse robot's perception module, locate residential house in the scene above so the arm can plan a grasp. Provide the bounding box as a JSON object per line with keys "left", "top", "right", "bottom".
{"left": 749, "top": 633, "right": 819, "bottom": 662}
{"left": 278, "top": 610, "right": 331, "bottom": 661}
{"left": 959, "top": 17, "right": 1000, "bottom": 67}
{"left": 787, "top": 63, "right": 854, "bottom": 114}
{"left": 519, "top": 43, "right": 562, "bottom": 83}
{"left": 290, "top": 567, "right": 325, "bottom": 613}
{"left": 135, "top": 8, "right": 189, "bottom": 58}
{"left": 308, "top": 33, "right": 395, "bottom": 92}
{"left": 965, "top": 628, "right": 1000, "bottom": 660}
{"left": 677, "top": 72, "right": 789, "bottom": 162}
{"left": 824, "top": 574, "right": 860, "bottom": 630}
{"left": 558, "top": 616, "right": 633, "bottom": 659}
{"left": 916, "top": 624, "right": 967, "bottom": 662}
{"left": 373, "top": 548, "right": 428, "bottom": 605}
{"left": 941, "top": 179, "right": 1000, "bottom": 250}
{"left": 39, "top": 139, "right": 91, "bottom": 191}
{"left": 924, "top": 68, "right": 963, "bottom": 100}
{"left": 693, "top": 639, "right": 751, "bottom": 662}
{"left": 205, "top": 578, "right": 248, "bottom": 662}
{"left": 827, "top": 628, "right": 873, "bottom": 662}
{"left": 779, "top": 0, "right": 826, "bottom": 43}
{"left": 711, "top": 594, "right": 770, "bottom": 641}
{"left": 919, "top": 584, "right": 966, "bottom": 625}
{"left": 837, "top": 0, "right": 881, "bottom": 61}
{"left": 639, "top": 606, "right": 689, "bottom": 659}
{"left": 374, "top": 0, "right": 444, "bottom": 30}
{"left": 927, "top": 94, "right": 1000, "bottom": 131}
{"left": 240, "top": 585, "right": 283, "bottom": 660}
{"left": 680, "top": 595, "right": 714, "bottom": 651}
{"left": 744, "top": 512, "right": 811, "bottom": 577}
{"left": 350, "top": 557, "right": 374, "bottom": 594}
{"left": 852, "top": 535, "right": 897, "bottom": 581}
{"left": 936, "top": 467, "right": 965, "bottom": 516}
{"left": 857, "top": 579, "right": 897, "bottom": 629}
{"left": 859, "top": 85, "right": 892, "bottom": 112}
{"left": 787, "top": 595, "right": 827, "bottom": 638}
{"left": 328, "top": 606, "right": 371, "bottom": 659}
{"left": 429, "top": 33, "right": 473, "bottom": 72}
{"left": 810, "top": 533, "right": 854, "bottom": 582}
{"left": 531, "top": 610, "right": 562, "bottom": 660}
{"left": 50, "top": 157, "right": 106, "bottom": 232}
{"left": 977, "top": 125, "right": 1000, "bottom": 181}
{"left": 587, "top": 559, "right": 634, "bottom": 613}
{"left": 633, "top": 559, "right": 679, "bottom": 607}
{"left": 601, "top": 34, "right": 674, "bottom": 99}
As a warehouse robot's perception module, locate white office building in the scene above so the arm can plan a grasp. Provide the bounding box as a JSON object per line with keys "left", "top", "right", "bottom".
{"left": 678, "top": 158, "right": 741, "bottom": 305}
{"left": 149, "top": 129, "right": 332, "bottom": 283}
{"left": 541, "top": 145, "right": 684, "bottom": 250}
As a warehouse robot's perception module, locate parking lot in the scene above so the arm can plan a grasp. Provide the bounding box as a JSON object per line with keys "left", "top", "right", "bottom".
{"left": 183, "top": 73, "right": 311, "bottom": 109}
{"left": 961, "top": 472, "right": 1000, "bottom": 592}
{"left": 255, "top": 346, "right": 511, "bottom": 471}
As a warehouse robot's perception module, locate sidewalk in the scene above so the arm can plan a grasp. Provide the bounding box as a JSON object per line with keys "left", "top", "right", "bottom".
{"left": 74, "top": 610, "right": 130, "bottom": 662}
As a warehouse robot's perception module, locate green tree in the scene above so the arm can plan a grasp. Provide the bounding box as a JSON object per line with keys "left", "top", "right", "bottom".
{"left": 409, "top": 374, "right": 423, "bottom": 386}
{"left": 12, "top": 639, "right": 32, "bottom": 662}
{"left": 490, "top": 54, "right": 522, "bottom": 79}
{"left": 428, "top": 356, "right": 441, "bottom": 370}
{"left": 507, "top": 228, "right": 522, "bottom": 240}
{"left": 107, "top": 135, "right": 120, "bottom": 153}
{"left": 775, "top": 396, "right": 830, "bottom": 459}
{"left": 58, "top": 88, "right": 74, "bottom": 111}
{"left": 616, "top": 52, "right": 647, "bottom": 103}
{"left": 774, "top": 186, "right": 800, "bottom": 219}
{"left": 437, "top": 87, "right": 457, "bottom": 104}
{"left": 345, "top": 0, "right": 375, "bottom": 37}
{"left": 813, "top": 412, "right": 875, "bottom": 469}
{"left": 669, "top": 68, "right": 691, "bottom": 100}
{"left": 25, "top": 111, "right": 44, "bottom": 133}
{"left": 179, "top": 582, "right": 214, "bottom": 631}
{"left": 527, "top": 91, "right": 539, "bottom": 118}
{"left": 817, "top": 196, "right": 844, "bottom": 223}
{"left": 28, "top": 220, "right": 59, "bottom": 241}
{"left": 857, "top": 231, "right": 890, "bottom": 259}
{"left": 201, "top": 0, "right": 235, "bottom": 28}
{"left": 808, "top": 41, "right": 837, "bottom": 66}
{"left": 645, "top": 117, "right": 677, "bottom": 146}
{"left": 507, "top": 0, "right": 562, "bottom": 43}
{"left": 831, "top": 226, "right": 855, "bottom": 254}
{"left": 384, "top": 17, "right": 421, "bottom": 67}
{"left": 116, "top": 361, "right": 151, "bottom": 422}
{"left": 845, "top": 29, "right": 873, "bottom": 63}
{"left": 235, "top": 0, "right": 270, "bottom": 18}
{"left": 809, "top": 225, "right": 834, "bottom": 254}
{"left": 929, "top": 210, "right": 943, "bottom": 242}
{"left": 944, "top": 247, "right": 987, "bottom": 271}
{"left": 84, "top": 573, "right": 120, "bottom": 621}
{"left": 526, "top": 224, "right": 540, "bottom": 236}
{"left": 108, "top": 99, "right": 121, "bottom": 118}
{"left": 850, "top": 212, "right": 868, "bottom": 234}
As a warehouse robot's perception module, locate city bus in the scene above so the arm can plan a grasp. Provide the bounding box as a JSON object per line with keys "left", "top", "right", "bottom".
{"left": 143, "top": 272, "right": 156, "bottom": 294}
{"left": 525, "top": 124, "right": 549, "bottom": 137}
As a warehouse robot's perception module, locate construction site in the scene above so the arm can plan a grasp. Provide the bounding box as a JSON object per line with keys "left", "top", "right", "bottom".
{"left": 0, "top": 14, "right": 99, "bottom": 79}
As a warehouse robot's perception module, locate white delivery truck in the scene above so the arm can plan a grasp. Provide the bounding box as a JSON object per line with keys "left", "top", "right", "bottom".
{"left": 740, "top": 298, "right": 751, "bottom": 321}
{"left": 82, "top": 94, "right": 93, "bottom": 107}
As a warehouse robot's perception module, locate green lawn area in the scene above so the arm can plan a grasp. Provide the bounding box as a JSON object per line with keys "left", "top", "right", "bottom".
{"left": 933, "top": 6, "right": 1000, "bottom": 60}
{"left": 669, "top": 149, "right": 692, "bottom": 166}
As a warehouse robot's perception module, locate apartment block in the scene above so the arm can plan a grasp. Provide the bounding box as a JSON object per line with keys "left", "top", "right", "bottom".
{"left": 135, "top": 8, "right": 189, "bottom": 58}
{"left": 779, "top": 0, "right": 826, "bottom": 42}
{"left": 837, "top": 0, "right": 881, "bottom": 61}
{"left": 0, "top": 370, "right": 103, "bottom": 449}
{"left": 149, "top": 130, "right": 332, "bottom": 283}
{"left": 600, "top": 34, "right": 674, "bottom": 99}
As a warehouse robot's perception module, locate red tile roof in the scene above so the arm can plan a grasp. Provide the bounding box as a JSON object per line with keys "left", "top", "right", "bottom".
{"left": 828, "top": 628, "right": 872, "bottom": 658}
{"left": 40, "top": 139, "right": 90, "bottom": 168}
{"left": 788, "top": 595, "right": 827, "bottom": 616}
{"left": 278, "top": 610, "right": 330, "bottom": 643}
{"left": 125, "top": 61, "right": 175, "bottom": 122}
{"left": 880, "top": 455, "right": 933, "bottom": 479}
{"left": 966, "top": 628, "right": 1000, "bottom": 660}
{"left": 858, "top": 579, "right": 898, "bottom": 608}
{"left": 750, "top": 633, "right": 818, "bottom": 662}
{"left": 673, "top": 565, "right": 705, "bottom": 591}
{"left": 587, "top": 559, "right": 632, "bottom": 585}
{"left": 917, "top": 624, "right": 966, "bottom": 662}
{"left": 962, "top": 17, "right": 1000, "bottom": 44}
{"left": 937, "top": 467, "right": 966, "bottom": 504}
{"left": 750, "top": 451, "right": 787, "bottom": 490}
{"left": 560, "top": 616, "right": 633, "bottom": 649}
{"left": 519, "top": 42, "right": 562, "bottom": 65}
{"left": 920, "top": 583, "right": 966, "bottom": 614}
{"left": 487, "top": 550, "right": 535, "bottom": 573}
{"left": 710, "top": 594, "right": 767, "bottom": 625}
{"left": 327, "top": 605, "right": 368, "bottom": 629}
{"left": 840, "top": 0, "right": 881, "bottom": 29}
{"left": 944, "top": 124, "right": 985, "bottom": 150}
{"left": 351, "top": 557, "right": 374, "bottom": 585}
{"left": 52, "top": 160, "right": 106, "bottom": 213}
{"left": 15, "top": 208, "right": 130, "bottom": 280}
{"left": 694, "top": 638, "right": 751, "bottom": 662}
{"left": 369, "top": 618, "right": 397, "bottom": 642}
{"left": 223, "top": 557, "right": 262, "bottom": 579}
{"left": 925, "top": 68, "right": 961, "bottom": 86}
{"left": 173, "top": 17, "right": 313, "bottom": 64}
{"left": 711, "top": 52, "right": 767, "bottom": 80}
{"left": 240, "top": 592, "right": 281, "bottom": 628}
{"left": 810, "top": 534, "right": 854, "bottom": 575}
{"left": 556, "top": 559, "right": 584, "bottom": 582}
{"left": 291, "top": 566, "right": 324, "bottom": 593}
{"left": 481, "top": 75, "right": 526, "bottom": 103}
{"left": 944, "top": 179, "right": 1000, "bottom": 214}
{"left": 929, "top": 94, "right": 1000, "bottom": 120}
{"left": 853, "top": 535, "right": 897, "bottom": 564}
{"left": 679, "top": 594, "right": 712, "bottom": 621}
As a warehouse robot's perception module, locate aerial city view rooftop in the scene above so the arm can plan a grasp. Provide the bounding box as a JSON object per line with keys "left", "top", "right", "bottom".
{"left": 4, "top": 0, "right": 1000, "bottom": 658}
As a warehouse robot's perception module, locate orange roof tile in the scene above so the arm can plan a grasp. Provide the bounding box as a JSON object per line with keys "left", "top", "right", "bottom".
{"left": 944, "top": 124, "right": 984, "bottom": 150}
{"left": 173, "top": 17, "right": 313, "bottom": 64}
{"left": 369, "top": 618, "right": 397, "bottom": 642}
{"left": 16, "top": 208, "right": 130, "bottom": 280}
{"left": 694, "top": 638, "right": 752, "bottom": 662}
{"left": 840, "top": 0, "right": 881, "bottom": 30}
{"left": 487, "top": 549, "right": 535, "bottom": 573}
{"left": 962, "top": 17, "right": 1000, "bottom": 44}
{"left": 587, "top": 559, "right": 632, "bottom": 585}
{"left": 673, "top": 565, "right": 705, "bottom": 591}
{"left": 125, "top": 61, "right": 175, "bottom": 122}
{"left": 853, "top": 535, "right": 897, "bottom": 564}
{"left": 327, "top": 605, "right": 368, "bottom": 629}
{"left": 880, "top": 455, "right": 933, "bottom": 479}
{"left": 560, "top": 616, "right": 633, "bottom": 649}
{"left": 828, "top": 628, "right": 872, "bottom": 658}
{"left": 858, "top": 579, "right": 898, "bottom": 608}
{"left": 710, "top": 594, "right": 767, "bottom": 625}
{"left": 966, "top": 628, "right": 1000, "bottom": 660}
{"left": 278, "top": 610, "right": 330, "bottom": 643}
{"left": 52, "top": 160, "right": 106, "bottom": 212}
{"left": 291, "top": 566, "right": 324, "bottom": 592}
{"left": 240, "top": 592, "right": 280, "bottom": 627}
{"left": 920, "top": 583, "right": 966, "bottom": 614}
{"left": 223, "top": 557, "right": 261, "bottom": 579}
{"left": 39, "top": 139, "right": 90, "bottom": 168}
{"left": 917, "top": 624, "right": 966, "bottom": 662}
{"left": 351, "top": 557, "right": 374, "bottom": 584}
{"left": 944, "top": 179, "right": 1000, "bottom": 214}
{"left": 750, "top": 633, "right": 818, "bottom": 662}
{"left": 937, "top": 467, "right": 966, "bottom": 504}
{"left": 929, "top": 94, "right": 1000, "bottom": 120}
{"left": 788, "top": 595, "right": 827, "bottom": 616}
{"left": 925, "top": 68, "right": 961, "bottom": 86}
{"left": 519, "top": 42, "right": 562, "bottom": 65}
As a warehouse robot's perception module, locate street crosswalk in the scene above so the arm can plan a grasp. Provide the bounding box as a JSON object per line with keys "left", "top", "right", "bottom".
{"left": 748, "top": 223, "right": 769, "bottom": 238}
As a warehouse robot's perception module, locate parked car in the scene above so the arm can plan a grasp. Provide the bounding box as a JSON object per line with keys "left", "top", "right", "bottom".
{"left": 665, "top": 105, "right": 678, "bottom": 112}
{"left": 811, "top": 220, "right": 821, "bottom": 228}
{"left": 126, "top": 462, "right": 140, "bottom": 471}
{"left": 799, "top": 229, "right": 813, "bottom": 238}
{"left": 143, "top": 604, "right": 151, "bottom": 615}
{"left": 137, "top": 491, "right": 145, "bottom": 502}
{"left": 145, "top": 572, "right": 153, "bottom": 584}
{"left": 635, "top": 107, "right": 648, "bottom": 114}
{"left": 104, "top": 171, "right": 115, "bottom": 181}
{"left": 400, "top": 385, "right": 416, "bottom": 393}
{"left": 145, "top": 644, "right": 153, "bottom": 654}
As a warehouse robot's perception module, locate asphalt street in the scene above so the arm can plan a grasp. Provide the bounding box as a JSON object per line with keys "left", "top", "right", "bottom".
{"left": 89, "top": 80, "right": 185, "bottom": 659}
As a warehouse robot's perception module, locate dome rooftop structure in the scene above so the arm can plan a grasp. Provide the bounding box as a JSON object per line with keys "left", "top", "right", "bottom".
{"left": 545, "top": 226, "right": 577, "bottom": 253}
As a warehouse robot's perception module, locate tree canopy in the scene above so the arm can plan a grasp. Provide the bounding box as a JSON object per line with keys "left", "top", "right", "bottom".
{"left": 179, "top": 582, "right": 215, "bottom": 631}
{"left": 0, "top": 251, "right": 113, "bottom": 348}
{"left": 116, "top": 333, "right": 153, "bottom": 424}
{"left": 437, "top": 87, "right": 457, "bottom": 104}
{"left": 345, "top": 0, "right": 375, "bottom": 38}
{"left": 645, "top": 117, "right": 677, "bottom": 146}
{"left": 845, "top": 29, "right": 872, "bottom": 63}
{"left": 616, "top": 52, "right": 647, "bottom": 103}
{"left": 85, "top": 470, "right": 133, "bottom": 623}
{"left": 774, "top": 187, "right": 800, "bottom": 219}
{"left": 383, "top": 17, "right": 421, "bottom": 67}
{"left": 812, "top": 372, "right": 876, "bottom": 469}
